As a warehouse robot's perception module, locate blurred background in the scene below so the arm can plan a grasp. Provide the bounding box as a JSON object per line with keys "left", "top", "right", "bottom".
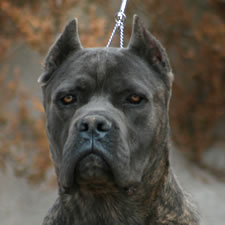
{"left": 0, "top": 0, "right": 224, "bottom": 225}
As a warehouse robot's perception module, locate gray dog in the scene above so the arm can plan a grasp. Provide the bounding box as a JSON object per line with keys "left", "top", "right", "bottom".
{"left": 38, "top": 15, "right": 199, "bottom": 225}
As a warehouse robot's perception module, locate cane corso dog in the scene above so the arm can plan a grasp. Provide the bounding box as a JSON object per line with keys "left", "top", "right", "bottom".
{"left": 38, "top": 15, "right": 199, "bottom": 225}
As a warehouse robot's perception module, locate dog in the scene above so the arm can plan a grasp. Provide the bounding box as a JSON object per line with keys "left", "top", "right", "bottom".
{"left": 38, "top": 15, "right": 199, "bottom": 225}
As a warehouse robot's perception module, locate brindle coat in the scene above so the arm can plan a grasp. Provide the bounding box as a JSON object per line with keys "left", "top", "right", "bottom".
{"left": 39, "top": 15, "right": 199, "bottom": 225}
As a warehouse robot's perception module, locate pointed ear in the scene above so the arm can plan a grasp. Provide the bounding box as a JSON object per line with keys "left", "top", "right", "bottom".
{"left": 38, "top": 19, "right": 82, "bottom": 86}
{"left": 128, "top": 15, "right": 173, "bottom": 86}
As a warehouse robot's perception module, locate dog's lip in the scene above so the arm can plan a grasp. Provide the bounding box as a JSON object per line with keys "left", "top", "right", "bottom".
{"left": 60, "top": 144, "right": 112, "bottom": 188}
{"left": 60, "top": 141, "right": 133, "bottom": 190}
{"left": 76, "top": 148, "right": 109, "bottom": 168}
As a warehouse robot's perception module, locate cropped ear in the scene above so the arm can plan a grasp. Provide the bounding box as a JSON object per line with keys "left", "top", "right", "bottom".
{"left": 128, "top": 15, "right": 173, "bottom": 86}
{"left": 38, "top": 19, "right": 82, "bottom": 86}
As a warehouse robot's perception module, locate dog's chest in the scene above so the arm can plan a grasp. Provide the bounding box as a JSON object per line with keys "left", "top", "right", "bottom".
{"left": 62, "top": 194, "right": 145, "bottom": 225}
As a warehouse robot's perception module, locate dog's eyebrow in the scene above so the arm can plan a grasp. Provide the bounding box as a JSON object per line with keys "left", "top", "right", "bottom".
{"left": 112, "top": 77, "right": 150, "bottom": 92}
{"left": 51, "top": 76, "right": 93, "bottom": 98}
{"left": 112, "top": 81, "right": 152, "bottom": 98}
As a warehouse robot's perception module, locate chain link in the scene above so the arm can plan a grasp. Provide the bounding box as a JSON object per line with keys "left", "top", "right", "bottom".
{"left": 106, "top": 23, "right": 119, "bottom": 48}
{"left": 120, "top": 23, "right": 124, "bottom": 48}
{"left": 106, "top": 0, "right": 128, "bottom": 48}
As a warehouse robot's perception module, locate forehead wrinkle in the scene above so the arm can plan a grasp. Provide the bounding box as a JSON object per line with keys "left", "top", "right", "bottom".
{"left": 96, "top": 50, "right": 107, "bottom": 90}
{"left": 78, "top": 50, "right": 107, "bottom": 90}
{"left": 92, "top": 49, "right": 118, "bottom": 92}
{"left": 94, "top": 49, "right": 153, "bottom": 94}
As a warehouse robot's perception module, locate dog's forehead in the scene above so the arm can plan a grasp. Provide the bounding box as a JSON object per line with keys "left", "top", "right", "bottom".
{"left": 50, "top": 47, "right": 159, "bottom": 93}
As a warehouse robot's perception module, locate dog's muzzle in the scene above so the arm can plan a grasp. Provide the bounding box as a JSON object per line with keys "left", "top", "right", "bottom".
{"left": 59, "top": 114, "right": 116, "bottom": 190}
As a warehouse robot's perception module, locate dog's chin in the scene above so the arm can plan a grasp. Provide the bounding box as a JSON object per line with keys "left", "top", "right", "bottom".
{"left": 60, "top": 151, "right": 141, "bottom": 195}
{"left": 75, "top": 153, "right": 113, "bottom": 184}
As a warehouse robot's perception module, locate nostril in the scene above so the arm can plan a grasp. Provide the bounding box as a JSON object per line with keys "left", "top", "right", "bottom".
{"left": 96, "top": 121, "right": 112, "bottom": 132}
{"left": 79, "top": 122, "right": 89, "bottom": 132}
{"left": 97, "top": 122, "right": 105, "bottom": 132}
{"left": 77, "top": 116, "right": 112, "bottom": 135}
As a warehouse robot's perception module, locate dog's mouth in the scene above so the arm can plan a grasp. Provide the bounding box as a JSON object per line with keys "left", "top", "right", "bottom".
{"left": 76, "top": 152, "right": 110, "bottom": 177}
{"left": 61, "top": 151, "right": 139, "bottom": 195}
{"left": 75, "top": 152, "right": 114, "bottom": 185}
{"left": 59, "top": 138, "right": 139, "bottom": 195}
{"left": 60, "top": 143, "right": 115, "bottom": 191}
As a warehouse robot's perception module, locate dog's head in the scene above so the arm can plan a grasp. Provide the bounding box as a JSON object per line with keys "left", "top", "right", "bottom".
{"left": 39, "top": 15, "right": 173, "bottom": 193}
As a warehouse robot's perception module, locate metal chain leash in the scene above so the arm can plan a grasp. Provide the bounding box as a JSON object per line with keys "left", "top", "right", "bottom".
{"left": 106, "top": 0, "right": 128, "bottom": 48}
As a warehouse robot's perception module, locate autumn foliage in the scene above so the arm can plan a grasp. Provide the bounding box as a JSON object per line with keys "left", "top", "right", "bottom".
{"left": 0, "top": 0, "right": 224, "bottom": 182}
{"left": 143, "top": 0, "right": 225, "bottom": 160}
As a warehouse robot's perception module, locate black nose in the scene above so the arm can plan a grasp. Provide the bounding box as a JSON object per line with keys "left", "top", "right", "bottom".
{"left": 77, "top": 115, "right": 112, "bottom": 138}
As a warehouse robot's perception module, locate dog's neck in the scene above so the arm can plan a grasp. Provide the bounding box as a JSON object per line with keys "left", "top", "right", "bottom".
{"left": 46, "top": 150, "right": 174, "bottom": 225}
{"left": 43, "top": 146, "right": 196, "bottom": 225}
{"left": 45, "top": 173, "right": 195, "bottom": 225}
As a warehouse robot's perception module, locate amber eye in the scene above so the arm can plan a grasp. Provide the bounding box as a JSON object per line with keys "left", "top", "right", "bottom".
{"left": 61, "top": 95, "right": 76, "bottom": 105}
{"left": 127, "top": 94, "right": 143, "bottom": 104}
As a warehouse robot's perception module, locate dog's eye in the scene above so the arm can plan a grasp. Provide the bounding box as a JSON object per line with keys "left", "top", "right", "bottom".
{"left": 126, "top": 94, "right": 143, "bottom": 104}
{"left": 61, "top": 95, "right": 77, "bottom": 105}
